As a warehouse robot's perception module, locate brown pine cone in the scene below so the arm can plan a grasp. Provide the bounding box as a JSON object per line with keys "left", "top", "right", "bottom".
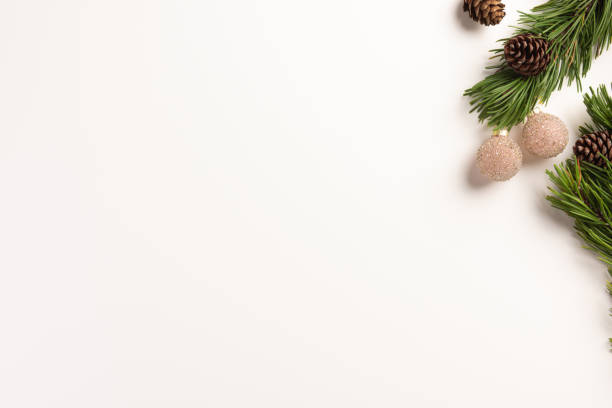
{"left": 463, "top": 0, "right": 506, "bottom": 26}
{"left": 504, "top": 34, "right": 551, "bottom": 77}
{"left": 574, "top": 130, "right": 612, "bottom": 167}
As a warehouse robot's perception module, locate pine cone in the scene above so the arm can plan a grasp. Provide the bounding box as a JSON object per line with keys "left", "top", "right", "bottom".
{"left": 463, "top": 0, "right": 505, "bottom": 26}
{"left": 574, "top": 130, "right": 612, "bottom": 167}
{"left": 504, "top": 34, "right": 551, "bottom": 77}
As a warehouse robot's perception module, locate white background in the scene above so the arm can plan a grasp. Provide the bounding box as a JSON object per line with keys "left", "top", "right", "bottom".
{"left": 1, "top": 1, "right": 611, "bottom": 406}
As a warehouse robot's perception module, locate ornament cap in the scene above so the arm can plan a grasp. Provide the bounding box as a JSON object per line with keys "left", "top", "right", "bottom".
{"left": 493, "top": 129, "right": 509, "bottom": 137}
{"left": 532, "top": 103, "right": 545, "bottom": 115}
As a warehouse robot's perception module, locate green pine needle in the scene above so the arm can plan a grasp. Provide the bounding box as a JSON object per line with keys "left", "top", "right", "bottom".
{"left": 547, "top": 84, "right": 612, "bottom": 347}
{"left": 465, "top": 0, "right": 612, "bottom": 130}
{"left": 580, "top": 84, "right": 612, "bottom": 134}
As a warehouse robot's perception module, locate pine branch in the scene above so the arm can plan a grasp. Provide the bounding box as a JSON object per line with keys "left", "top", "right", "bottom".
{"left": 579, "top": 84, "right": 612, "bottom": 134}
{"left": 547, "top": 159, "right": 612, "bottom": 269}
{"left": 465, "top": 0, "right": 612, "bottom": 130}
{"left": 547, "top": 84, "right": 612, "bottom": 347}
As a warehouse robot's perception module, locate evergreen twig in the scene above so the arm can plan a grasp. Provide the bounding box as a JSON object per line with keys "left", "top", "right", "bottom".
{"left": 465, "top": 0, "right": 612, "bottom": 130}
{"left": 546, "top": 85, "right": 612, "bottom": 347}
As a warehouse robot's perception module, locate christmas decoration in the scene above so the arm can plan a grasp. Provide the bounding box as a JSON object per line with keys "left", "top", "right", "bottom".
{"left": 573, "top": 130, "right": 612, "bottom": 166}
{"left": 476, "top": 132, "right": 522, "bottom": 181}
{"left": 547, "top": 84, "right": 612, "bottom": 347}
{"left": 573, "top": 86, "right": 612, "bottom": 167}
{"left": 522, "top": 111, "right": 568, "bottom": 158}
{"left": 466, "top": 0, "right": 612, "bottom": 130}
{"left": 504, "top": 35, "right": 551, "bottom": 77}
{"left": 463, "top": 0, "right": 506, "bottom": 26}
{"left": 464, "top": 0, "right": 612, "bottom": 181}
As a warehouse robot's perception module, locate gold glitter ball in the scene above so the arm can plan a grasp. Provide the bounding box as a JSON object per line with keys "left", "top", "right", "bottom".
{"left": 476, "top": 135, "right": 522, "bottom": 181}
{"left": 522, "top": 112, "right": 568, "bottom": 158}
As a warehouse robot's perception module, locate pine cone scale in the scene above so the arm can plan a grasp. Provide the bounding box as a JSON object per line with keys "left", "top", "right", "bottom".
{"left": 574, "top": 131, "right": 612, "bottom": 167}
{"left": 464, "top": 0, "right": 505, "bottom": 26}
{"left": 504, "top": 35, "right": 551, "bottom": 77}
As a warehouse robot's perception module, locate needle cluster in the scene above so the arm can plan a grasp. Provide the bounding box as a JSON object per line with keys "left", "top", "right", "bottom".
{"left": 465, "top": 0, "right": 612, "bottom": 130}
{"left": 546, "top": 85, "right": 612, "bottom": 346}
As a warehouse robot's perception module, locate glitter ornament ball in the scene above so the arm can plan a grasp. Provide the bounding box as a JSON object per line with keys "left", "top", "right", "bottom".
{"left": 476, "top": 134, "right": 522, "bottom": 181}
{"left": 521, "top": 112, "right": 568, "bottom": 158}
